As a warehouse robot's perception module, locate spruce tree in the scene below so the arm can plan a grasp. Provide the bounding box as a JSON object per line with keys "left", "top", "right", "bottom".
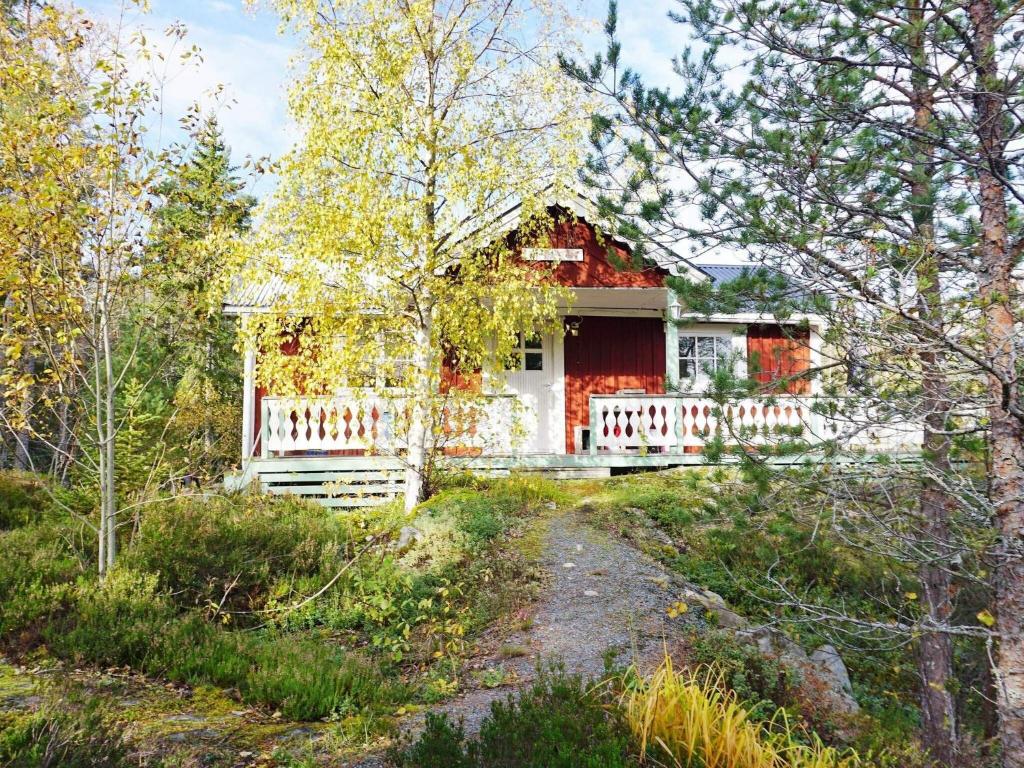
{"left": 145, "top": 116, "right": 256, "bottom": 480}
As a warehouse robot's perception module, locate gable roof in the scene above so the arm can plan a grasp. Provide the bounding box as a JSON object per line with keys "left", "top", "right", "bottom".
{"left": 486, "top": 185, "right": 709, "bottom": 284}
{"left": 223, "top": 183, "right": 713, "bottom": 312}
{"left": 681, "top": 263, "right": 813, "bottom": 314}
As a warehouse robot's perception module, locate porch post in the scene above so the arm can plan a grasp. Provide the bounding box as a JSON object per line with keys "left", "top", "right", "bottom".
{"left": 665, "top": 290, "right": 683, "bottom": 454}
{"left": 664, "top": 289, "right": 680, "bottom": 392}
{"left": 240, "top": 311, "right": 258, "bottom": 464}
{"left": 588, "top": 395, "right": 598, "bottom": 455}
{"left": 241, "top": 346, "right": 256, "bottom": 462}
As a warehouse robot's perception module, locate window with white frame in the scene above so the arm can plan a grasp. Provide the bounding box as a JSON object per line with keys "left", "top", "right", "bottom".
{"left": 678, "top": 334, "right": 733, "bottom": 384}
{"left": 504, "top": 332, "right": 544, "bottom": 371}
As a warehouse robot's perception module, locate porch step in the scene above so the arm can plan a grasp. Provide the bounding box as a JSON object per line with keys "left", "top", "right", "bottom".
{"left": 258, "top": 465, "right": 403, "bottom": 509}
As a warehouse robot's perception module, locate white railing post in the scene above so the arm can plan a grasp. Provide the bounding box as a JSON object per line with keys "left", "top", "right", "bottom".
{"left": 588, "top": 397, "right": 599, "bottom": 455}
{"left": 261, "top": 398, "right": 271, "bottom": 459}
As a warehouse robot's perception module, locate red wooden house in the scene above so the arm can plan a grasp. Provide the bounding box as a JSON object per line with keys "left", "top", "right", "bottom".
{"left": 224, "top": 192, "right": 912, "bottom": 506}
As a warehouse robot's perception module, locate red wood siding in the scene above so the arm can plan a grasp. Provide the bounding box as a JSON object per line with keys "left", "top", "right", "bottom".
{"left": 746, "top": 324, "right": 811, "bottom": 394}
{"left": 525, "top": 216, "right": 668, "bottom": 288}
{"left": 564, "top": 316, "right": 666, "bottom": 453}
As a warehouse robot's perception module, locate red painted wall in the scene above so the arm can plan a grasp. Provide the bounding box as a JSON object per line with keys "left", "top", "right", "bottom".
{"left": 564, "top": 316, "right": 666, "bottom": 453}
{"left": 746, "top": 324, "right": 811, "bottom": 394}
{"left": 528, "top": 216, "right": 668, "bottom": 288}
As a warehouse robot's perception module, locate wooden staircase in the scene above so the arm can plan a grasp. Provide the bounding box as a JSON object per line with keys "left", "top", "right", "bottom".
{"left": 255, "top": 458, "right": 404, "bottom": 509}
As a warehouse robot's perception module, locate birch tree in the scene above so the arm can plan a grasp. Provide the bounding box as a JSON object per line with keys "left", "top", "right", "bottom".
{"left": 1, "top": 2, "right": 203, "bottom": 574}
{"left": 241, "top": 0, "right": 586, "bottom": 510}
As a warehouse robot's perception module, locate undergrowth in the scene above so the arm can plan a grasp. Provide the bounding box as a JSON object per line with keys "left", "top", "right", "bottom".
{"left": 0, "top": 471, "right": 551, "bottom": 724}
{"left": 393, "top": 664, "right": 636, "bottom": 768}
{"left": 0, "top": 694, "right": 130, "bottom": 768}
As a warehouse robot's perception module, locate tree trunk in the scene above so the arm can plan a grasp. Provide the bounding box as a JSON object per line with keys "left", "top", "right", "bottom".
{"left": 102, "top": 301, "right": 117, "bottom": 571}
{"left": 917, "top": 330, "right": 958, "bottom": 764}
{"left": 968, "top": 0, "right": 1024, "bottom": 762}
{"left": 403, "top": 317, "right": 433, "bottom": 513}
{"left": 907, "top": 11, "right": 959, "bottom": 755}
{"left": 95, "top": 346, "right": 107, "bottom": 577}
{"left": 13, "top": 357, "right": 35, "bottom": 471}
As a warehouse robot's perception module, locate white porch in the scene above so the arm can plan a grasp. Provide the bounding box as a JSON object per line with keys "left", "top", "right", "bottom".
{"left": 256, "top": 391, "right": 842, "bottom": 458}
{"left": 224, "top": 391, "right": 923, "bottom": 507}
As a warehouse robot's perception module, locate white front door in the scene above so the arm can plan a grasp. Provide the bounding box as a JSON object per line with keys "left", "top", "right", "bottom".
{"left": 503, "top": 333, "right": 558, "bottom": 453}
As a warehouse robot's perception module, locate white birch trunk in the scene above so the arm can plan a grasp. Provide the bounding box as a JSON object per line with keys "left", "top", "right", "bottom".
{"left": 404, "top": 316, "right": 433, "bottom": 513}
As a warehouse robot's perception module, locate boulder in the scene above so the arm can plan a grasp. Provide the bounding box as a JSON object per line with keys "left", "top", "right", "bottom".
{"left": 811, "top": 644, "right": 854, "bottom": 697}
{"left": 733, "top": 629, "right": 861, "bottom": 717}
{"left": 682, "top": 588, "right": 748, "bottom": 629}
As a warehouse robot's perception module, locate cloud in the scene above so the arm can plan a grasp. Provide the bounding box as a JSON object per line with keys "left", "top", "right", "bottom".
{"left": 79, "top": 0, "right": 296, "bottom": 180}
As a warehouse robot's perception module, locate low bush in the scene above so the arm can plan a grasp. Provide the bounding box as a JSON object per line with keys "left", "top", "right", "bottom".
{"left": 47, "top": 569, "right": 175, "bottom": 667}
{"left": 394, "top": 665, "right": 636, "bottom": 768}
{"left": 0, "top": 696, "right": 130, "bottom": 768}
{"left": 621, "top": 656, "right": 860, "bottom": 768}
{"left": 32, "top": 566, "right": 404, "bottom": 720}
{"left": 688, "top": 630, "right": 803, "bottom": 722}
{"left": 0, "top": 472, "right": 51, "bottom": 529}
{"left": 242, "top": 633, "right": 404, "bottom": 720}
{"left": 0, "top": 525, "right": 83, "bottom": 625}
{"left": 120, "top": 493, "right": 354, "bottom": 616}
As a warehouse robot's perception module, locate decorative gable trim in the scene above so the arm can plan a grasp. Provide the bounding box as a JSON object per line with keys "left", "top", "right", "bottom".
{"left": 522, "top": 247, "right": 584, "bottom": 262}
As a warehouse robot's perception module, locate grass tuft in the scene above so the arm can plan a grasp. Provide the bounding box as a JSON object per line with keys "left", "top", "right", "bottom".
{"left": 621, "top": 655, "right": 860, "bottom": 768}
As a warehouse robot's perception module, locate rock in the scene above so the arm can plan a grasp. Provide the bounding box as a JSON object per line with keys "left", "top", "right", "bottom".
{"left": 583, "top": 590, "right": 599, "bottom": 597}
{"left": 165, "top": 713, "right": 206, "bottom": 723}
{"left": 544, "top": 501, "right": 557, "bottom": 510}
{"left": 699, "top": 589, "right": 728, "bottom": 610}
{"left": 1, "top": 694, "right": 41, "bottom": 710}
{"left": 736, "top": 626, "right": 809, "bottom": 664}
{"left": 811, "top": 644, "right": 857, "bottom": 703}
{"left": 166, "top": 728, "right": 218, "bottom": 743}
{"left": 712, "top": 608, "right": 748, "bottom": 629}
{"left": 733, "top": 630, "right": 860, "bottom": 717}
{"left": 648, "top": 527, "right": 674, "bottom": 547}
{"left": 395, "top": 525, "right": 423, "bottom": 550}
{"left": 562, "top": 562, "right": 575, "bottom": 569}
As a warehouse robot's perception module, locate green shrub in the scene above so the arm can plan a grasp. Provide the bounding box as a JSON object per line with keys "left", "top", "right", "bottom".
{"left": 688, "top": 630, "right": 802, "bottom": 723}
{"left": 121, "top": 494, "right": 351, "bottom": 615}
{"left": 0, "top": 523, "right": 89, "bottom": 645}
{"left": 243, "top": 634, "right": 404, "bottom": 720}
{"left": 394, "top": 665, "right": 636, "bottom": 768}
{"left": 157, "top": 613, "right": 252, "bottom": 687}
{"left": 46, "top": 569, "right": 176, "bottom": 667}
{"left": 0, "top": 472, "right": 51, "bottom": 529}
{"left": 0, "top": 697, "right": 129, "bottom": 768}
{"left": 397, "top": 713, "right": 476, "bottom": 768}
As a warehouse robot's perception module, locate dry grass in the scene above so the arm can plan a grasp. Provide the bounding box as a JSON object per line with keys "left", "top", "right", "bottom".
{"left": 621, "top": 656, "right": 860, "bottom": 768}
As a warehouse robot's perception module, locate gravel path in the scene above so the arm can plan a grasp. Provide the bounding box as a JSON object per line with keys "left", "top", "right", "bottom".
{"left": 425, "top": 502, "right": 700, "bottom": 736}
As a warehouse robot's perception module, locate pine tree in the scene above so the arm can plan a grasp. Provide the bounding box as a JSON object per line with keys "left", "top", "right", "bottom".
{"left": 563, "top": 0, "right": 1023, "bottom": 761}
{"left": 145, "top": 116, "right": 256, "bottom": 480}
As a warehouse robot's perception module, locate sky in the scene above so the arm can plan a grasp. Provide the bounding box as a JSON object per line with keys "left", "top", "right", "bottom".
{"left": 77, "top": 0, "right": 689, "bottom": 167}
{"left": 77, "top": 0, "right": 741, "bottom": 261}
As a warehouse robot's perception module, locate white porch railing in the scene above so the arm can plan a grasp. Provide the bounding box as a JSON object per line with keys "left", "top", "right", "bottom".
{"left": 260, "top": 392, "right": 918, "bottom": 459}
{"left": 260, "top": 394, "right": 515, "bottom": 457}
{"left": 589, "top": 394, "right": 819, "bottom": 453}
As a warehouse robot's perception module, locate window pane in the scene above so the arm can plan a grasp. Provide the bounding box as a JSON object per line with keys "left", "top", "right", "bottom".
{"left": 716, "top": 337, "right": 732, "bottom": 357}
{"left": 524, "top": 334, "right": 543, "bottom": 349}
{"left": 525, "top": 352, "right": 543, "bottom": 371}
{"left": 697, "top": 336, "right": 715, "bottom": 359}
{"left": 678, "top": 337, "right": 695, "bottom": 357}
{"left": 679, "top": 358, "right": 694, "bottom": 378}
{"left": 504, "top": 352, "right": 522, "bottom": 371}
